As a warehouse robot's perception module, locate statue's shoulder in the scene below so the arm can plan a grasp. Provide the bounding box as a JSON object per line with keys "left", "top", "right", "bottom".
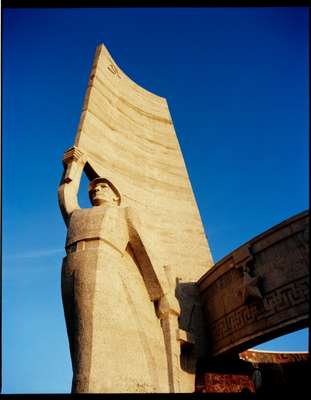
{"left": 71, "top": 206, "right": 93, "bottom": 214}
{"left": 122, "top": 206, "right": 141, "bottom": 227}
{"left": 69, "top": 206, "right": 101, "bottom": 220}
{"left": 122, "top": 205, "right": 135, "bottom": 215}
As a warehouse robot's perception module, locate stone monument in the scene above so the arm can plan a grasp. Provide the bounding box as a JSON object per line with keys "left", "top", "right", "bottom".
{"left": 58, "top": 43, "right": 213, "bottom": 393}
{"left": 58, "top": 43, "right": 309, "bottom": 394}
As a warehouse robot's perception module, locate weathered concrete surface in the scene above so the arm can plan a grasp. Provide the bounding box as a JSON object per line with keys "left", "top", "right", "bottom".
{"left": 195, "top": 350, "right": 309, "bottom": 394}
{"left": 198, "top": 210, "right": 309, "bottom": 357}
{"left": 239, "top": 349, "right": 309, "bottom": 364}
{"left": 59, "top": 44, "right": 213, "bottom": 393}
{"left": 239, "top": 350, "right": 310, "bottom": 395}
{"left": 197, "top": 373, "right": 255, "bottom": 393}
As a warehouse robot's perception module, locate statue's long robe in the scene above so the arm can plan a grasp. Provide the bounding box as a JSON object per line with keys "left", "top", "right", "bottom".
{"left": 61, "top": 206, "right": 169, "bottom": 393}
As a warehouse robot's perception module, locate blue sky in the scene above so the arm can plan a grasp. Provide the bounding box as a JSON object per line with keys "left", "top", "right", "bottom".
{"left": 2, "top": 7, "right": 309, "bottom": 393}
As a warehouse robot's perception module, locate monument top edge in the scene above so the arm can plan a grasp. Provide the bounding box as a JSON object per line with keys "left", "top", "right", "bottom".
{"left": 95, "top": 43, "right": 169, "bottom": 103}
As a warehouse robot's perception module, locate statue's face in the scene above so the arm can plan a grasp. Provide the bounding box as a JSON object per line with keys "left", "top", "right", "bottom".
{"left": 90, "top": 182, "right": 118, "bottom": 206}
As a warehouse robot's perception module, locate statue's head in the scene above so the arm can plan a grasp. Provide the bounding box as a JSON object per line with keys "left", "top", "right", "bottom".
{"left": 88, "top": 177, "right": 121, "bottom": 207}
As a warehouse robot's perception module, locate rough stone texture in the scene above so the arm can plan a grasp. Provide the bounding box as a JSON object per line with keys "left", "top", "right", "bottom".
{"left": 201, "top": 373, "right": 255, "bottom": 393}
{"left": 239, "top": 350, "right": 310, "bottom": 395}
{"left": 198, "top": 210, "right": 309, "bottom": 357}
{"left": 195, "top": 350, "right": 309, "bottom": 394}
{"left": 239, "top": 349, "right": 309, "bottom": 364}
{"left": 58, "top": 44, "right": 214, "bottom": 393}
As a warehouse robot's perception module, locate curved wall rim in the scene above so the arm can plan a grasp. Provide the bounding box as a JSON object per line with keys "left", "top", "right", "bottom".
{"left": 198, "top": 210, "right": 309, "bottom": 357}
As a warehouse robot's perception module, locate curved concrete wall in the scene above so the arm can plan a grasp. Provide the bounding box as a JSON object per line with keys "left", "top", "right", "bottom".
{"left": 74, "top": 44, "right": 213, "bottom": 283}
{"left": 198, "top": 210, "right": 309, "bottom": 356}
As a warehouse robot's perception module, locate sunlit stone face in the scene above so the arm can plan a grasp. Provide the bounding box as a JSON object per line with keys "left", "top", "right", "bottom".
{"left": 90, "top": 182, "right": 118, "bottom": 206}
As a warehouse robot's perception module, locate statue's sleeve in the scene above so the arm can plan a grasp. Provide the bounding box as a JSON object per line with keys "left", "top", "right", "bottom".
{"left": 58, "top": 147, "right": 86, "bottom": 226}
{"left": 125, "top": 207, "right": 166, "bottom": 302}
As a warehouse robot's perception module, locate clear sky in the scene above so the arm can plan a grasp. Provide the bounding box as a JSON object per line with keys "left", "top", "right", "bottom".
{"left": 2, "top": 7, "right": 309, "bottom": 394}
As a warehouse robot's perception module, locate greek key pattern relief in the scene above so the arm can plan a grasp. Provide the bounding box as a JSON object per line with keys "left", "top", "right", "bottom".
{"left": 210, "top": 275, "right": 309, "bottom": 345}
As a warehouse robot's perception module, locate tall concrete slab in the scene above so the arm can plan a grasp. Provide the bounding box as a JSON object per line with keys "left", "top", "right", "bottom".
{"left": 74, "top": 44, "right": 213, "bottom": 283}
